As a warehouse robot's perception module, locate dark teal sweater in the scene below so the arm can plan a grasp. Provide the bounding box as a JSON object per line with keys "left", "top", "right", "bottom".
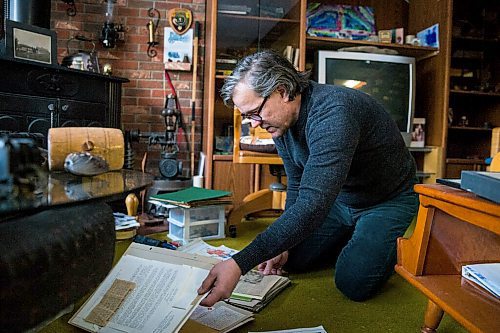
{"left": 232, "top": 81, "right": 416, "bottom": 274}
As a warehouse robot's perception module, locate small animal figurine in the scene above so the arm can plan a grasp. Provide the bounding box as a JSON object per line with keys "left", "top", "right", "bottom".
{"left": 64, "top": 152, "right": 109, "bottom": 176}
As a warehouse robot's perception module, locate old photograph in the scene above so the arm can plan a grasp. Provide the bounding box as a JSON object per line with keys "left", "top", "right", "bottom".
{"left": 13, "top": 27, "right": 53, "bottom": 64}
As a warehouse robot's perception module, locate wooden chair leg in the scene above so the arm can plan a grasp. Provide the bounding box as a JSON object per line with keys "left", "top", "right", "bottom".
{"left": 227, "top": 189, "right": 274, "bottom": 236}
{"left": 421, "top": 299, "right": 444, "bottom": 333}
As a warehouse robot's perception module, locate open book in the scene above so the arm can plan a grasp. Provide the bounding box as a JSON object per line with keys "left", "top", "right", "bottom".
{"left": 69, "top": 243, "right": 253, "bottom": 333}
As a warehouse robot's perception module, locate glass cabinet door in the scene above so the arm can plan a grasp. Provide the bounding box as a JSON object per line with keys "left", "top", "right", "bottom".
{"left": 212, "top": 0, "right": 302, "bottom": 155}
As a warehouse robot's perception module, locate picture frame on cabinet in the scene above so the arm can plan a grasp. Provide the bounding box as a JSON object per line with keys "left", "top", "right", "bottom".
{"left": 0, "top": 20, "right": 57, "bottom": 66}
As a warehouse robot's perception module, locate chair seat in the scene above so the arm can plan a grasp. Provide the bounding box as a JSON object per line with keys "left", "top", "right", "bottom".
{"left": 240, "top": 135, "right": 277, "bottom": 154}
{"left": 235, "top": 150, "right": 283, "bottom": 165}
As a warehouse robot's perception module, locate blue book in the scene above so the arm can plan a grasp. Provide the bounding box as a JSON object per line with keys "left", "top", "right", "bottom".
{"left": 460, "top": 171, "right": 500, "bottom": 204}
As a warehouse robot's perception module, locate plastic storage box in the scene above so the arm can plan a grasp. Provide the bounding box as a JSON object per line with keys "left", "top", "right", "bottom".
{"left": 168, "top": 205, "right": 225, "bottom": 242}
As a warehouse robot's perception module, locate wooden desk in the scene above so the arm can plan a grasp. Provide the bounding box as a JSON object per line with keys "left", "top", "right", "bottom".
{"left": 395, "top": 184, "right": 500, "bottom": 333}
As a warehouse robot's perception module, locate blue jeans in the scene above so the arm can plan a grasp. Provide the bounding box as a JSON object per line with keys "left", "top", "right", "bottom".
{"left": 284, "top": 185, "right": 419, "bottom": 301}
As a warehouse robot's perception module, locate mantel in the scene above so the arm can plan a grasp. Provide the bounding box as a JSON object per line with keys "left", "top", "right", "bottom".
{"left": 0, "top": 56, "right": 129, "bottom": 83}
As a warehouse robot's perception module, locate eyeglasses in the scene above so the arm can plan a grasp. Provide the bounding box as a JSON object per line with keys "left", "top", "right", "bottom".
{"left": 241, "top": 96, "right": 269, "bottom": 122}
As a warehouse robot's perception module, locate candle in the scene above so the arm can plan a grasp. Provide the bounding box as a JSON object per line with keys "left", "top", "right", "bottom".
{"left": 148, "top": 20, "right": 154, "bottom": 43}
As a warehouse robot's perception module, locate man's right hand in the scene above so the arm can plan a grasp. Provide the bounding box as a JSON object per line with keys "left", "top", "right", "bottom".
{"left": 257, "top": 251, "right": 289, "bottom": 275}
{"left": 198, "top": 258, "right": 242, "bottom": 307}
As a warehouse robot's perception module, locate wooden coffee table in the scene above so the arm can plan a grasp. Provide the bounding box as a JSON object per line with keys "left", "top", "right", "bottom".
{"left": 395, "top": 184, "right": 500, "bottom": 333}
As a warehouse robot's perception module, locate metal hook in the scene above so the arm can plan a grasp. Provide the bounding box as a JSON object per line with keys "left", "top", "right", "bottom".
{"left": 61, "top": 0, "right": 77, "bottom": 16}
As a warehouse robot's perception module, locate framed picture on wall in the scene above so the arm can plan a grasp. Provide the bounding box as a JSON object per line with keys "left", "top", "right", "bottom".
{"left": 1, "top": 20, "right": 57, "bottom": 65}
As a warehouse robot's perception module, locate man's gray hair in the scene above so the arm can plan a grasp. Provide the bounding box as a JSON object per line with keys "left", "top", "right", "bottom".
{"left": 220, "top": 50, "right": 310, "bottom": 107}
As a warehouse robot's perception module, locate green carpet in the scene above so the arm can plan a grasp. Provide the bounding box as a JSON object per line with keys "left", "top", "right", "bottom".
{"left": 42, "top": 218, "right": 466, "bottom": 333}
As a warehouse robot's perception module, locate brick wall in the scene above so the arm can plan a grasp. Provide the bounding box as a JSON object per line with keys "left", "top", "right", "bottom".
{"left": 51, "top": 0, "right": 206, "bottom": 176}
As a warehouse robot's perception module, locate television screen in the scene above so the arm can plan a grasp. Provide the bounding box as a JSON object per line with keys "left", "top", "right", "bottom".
{"left": 316, "top": 51, "right": 416, "bottom": 136}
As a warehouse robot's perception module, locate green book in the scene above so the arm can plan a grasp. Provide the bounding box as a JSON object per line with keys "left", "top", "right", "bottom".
{"left": 150, "top": 187, "right": 232, "bottom": 208}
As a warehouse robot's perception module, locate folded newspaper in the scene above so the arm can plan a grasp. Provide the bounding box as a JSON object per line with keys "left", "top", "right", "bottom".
{"left": 179, "top": 239, "right": 291, "bottom": 312}
{"left": 461, "top": 263, "right": 500, "bottom": 299}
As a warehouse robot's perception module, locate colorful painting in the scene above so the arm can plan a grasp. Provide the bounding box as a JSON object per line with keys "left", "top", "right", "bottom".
{"left": 306, "top": 3, "right": 376, "bottom": 40}
{"left": 417, "top": 23, "right": 440, "bottom": 48}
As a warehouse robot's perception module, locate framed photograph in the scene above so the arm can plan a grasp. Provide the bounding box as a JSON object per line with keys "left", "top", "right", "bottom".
{"left": 2, "top": 20, "right": 57, "bottom": 65}
{"left": 410, "top": 118, "right": 426, "bottom": 148}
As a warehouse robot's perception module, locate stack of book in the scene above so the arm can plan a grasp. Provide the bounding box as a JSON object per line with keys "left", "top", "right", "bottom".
{"left": 228, "top": 270, "right": 291, "bottom": 312}
{"left": 179, "top": 239, "right": 291, "bottom": 312}
{"left": 150, "top": 187, "right": 232, "bottom": 208}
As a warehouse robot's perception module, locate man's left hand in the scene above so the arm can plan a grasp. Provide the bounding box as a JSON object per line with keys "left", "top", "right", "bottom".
{"left": 258, "top": 251, "right": 289, "bottom": 275}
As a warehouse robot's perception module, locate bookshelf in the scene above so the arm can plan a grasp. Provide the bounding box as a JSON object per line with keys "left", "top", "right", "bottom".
{"left": 204, "top": 0, "right": 467, "bottom": 192}
{"left": 445, "top": 1, "right": 499, "bottom": 177}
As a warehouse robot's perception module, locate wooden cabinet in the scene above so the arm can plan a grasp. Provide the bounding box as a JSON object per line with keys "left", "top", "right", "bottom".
{"left": 396, "top": 184, "right": 500, "bottom": 333}
{"left": 203, "top": 0, "right": 305, "bottom": 196}
{"left": 302, "top": 0, "right": 461, "bottom": 182}
{"left": 205, "top": 0, "right": 488, "bottom": 191}
{"left": 445, "top": 1, "right": 500, "bottom": 177}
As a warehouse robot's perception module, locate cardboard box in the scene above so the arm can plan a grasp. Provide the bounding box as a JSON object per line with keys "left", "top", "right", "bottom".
{"left": 378, "top": 30, "right": 392, "bottom": 43}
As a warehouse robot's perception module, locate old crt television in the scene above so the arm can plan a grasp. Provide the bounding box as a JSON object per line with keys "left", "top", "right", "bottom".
{"left": 317, "top": 51, "right": 416, "bottom": 145}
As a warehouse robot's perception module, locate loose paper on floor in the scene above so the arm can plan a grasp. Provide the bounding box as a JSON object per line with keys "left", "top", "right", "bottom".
{"left": 188, "top": 302, "right": 254, "bottom": 333}
{"left": 249, "top": 325, "right": 328, "bottom": 333}
{"left": 178, "top": 238, "right": 239, "bottom": 260}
